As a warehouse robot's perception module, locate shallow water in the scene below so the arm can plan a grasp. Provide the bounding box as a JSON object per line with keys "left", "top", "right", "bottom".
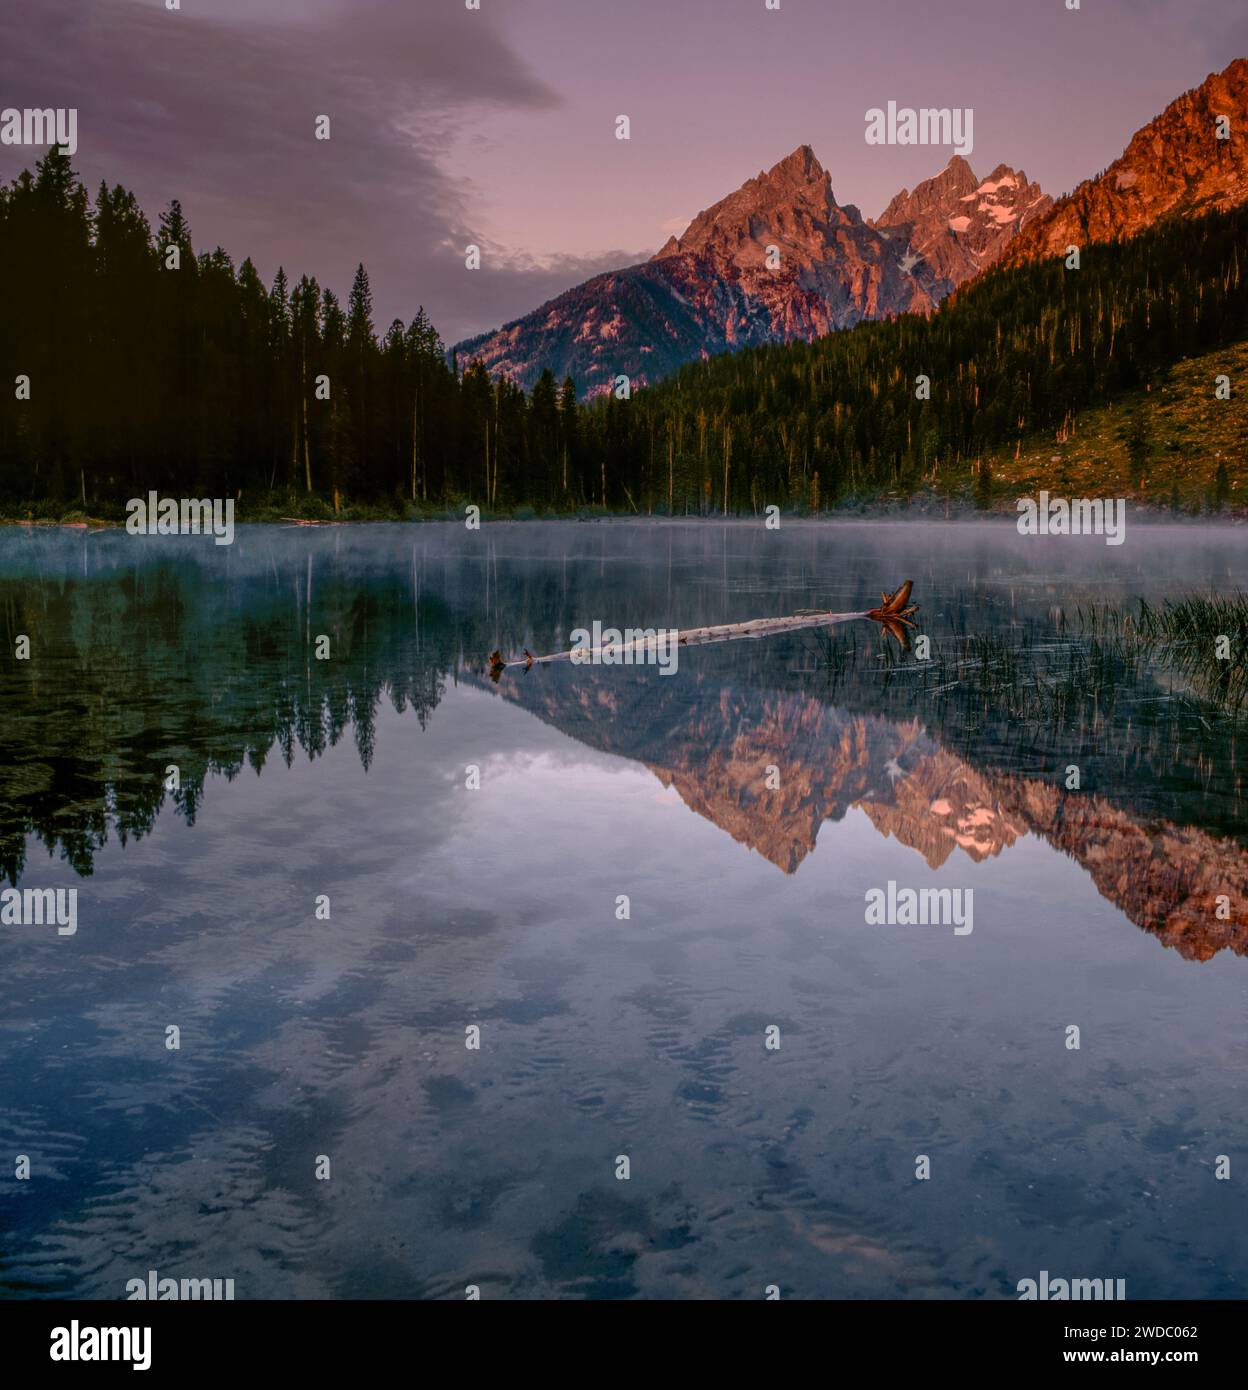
{"left": 1, "top": 519, "right": 1246, "bottom": 1299}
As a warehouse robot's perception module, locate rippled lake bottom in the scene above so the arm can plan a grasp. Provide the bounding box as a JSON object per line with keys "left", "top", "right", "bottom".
{"left": 1, "top": 519, "right": 1246, "bottom": 1299}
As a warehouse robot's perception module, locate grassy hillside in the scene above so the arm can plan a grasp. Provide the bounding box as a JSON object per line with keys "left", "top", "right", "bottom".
{"left": 983, "top": 337, "right": 1248, "bottom": 512}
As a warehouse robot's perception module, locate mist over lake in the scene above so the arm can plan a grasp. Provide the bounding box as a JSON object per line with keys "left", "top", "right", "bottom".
{"left": 1, "top": 519, "right": 1245, "bottom": 1299}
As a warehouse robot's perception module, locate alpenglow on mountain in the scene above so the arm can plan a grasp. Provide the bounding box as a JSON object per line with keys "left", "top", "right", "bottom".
{"left": 1002, "top": 57, "right": 1248, "bottom": 268}
{"left": 452, "top": 145, "right": 1049, "bottom": 395}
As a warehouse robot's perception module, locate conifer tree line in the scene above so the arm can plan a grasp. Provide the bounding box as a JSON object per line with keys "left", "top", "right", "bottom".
{"left": 0, "top": 150, "right": 464, "bottom": 510}
{"left": 2, "top": 148, "right": 1245, "bottom": 515}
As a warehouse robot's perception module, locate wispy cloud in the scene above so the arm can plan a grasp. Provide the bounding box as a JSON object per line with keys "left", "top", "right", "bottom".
{"left": 0, "top": 0, "right": 571, "bottom": 342}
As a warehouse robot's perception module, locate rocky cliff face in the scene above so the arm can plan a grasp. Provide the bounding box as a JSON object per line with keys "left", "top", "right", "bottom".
{"left": 1002, "top": 57, "right": 1248, "bottom": 266}
{"left": 873, "top": 155, "right": 1052, "bottom": 285}
{"left": 453, "top": 146, "right": 1037, "bottom": 396}
{"left": 648, "top": 144, "right": 947, "bottom": 332}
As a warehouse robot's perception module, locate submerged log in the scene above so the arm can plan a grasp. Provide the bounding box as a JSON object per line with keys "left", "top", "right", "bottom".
{"left": 488, "top": 580, "right": 917, "bottom": 679}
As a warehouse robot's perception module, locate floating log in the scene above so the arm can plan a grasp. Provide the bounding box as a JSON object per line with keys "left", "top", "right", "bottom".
{"left": 488, "top": 580, "right": 917, "bottom": 678}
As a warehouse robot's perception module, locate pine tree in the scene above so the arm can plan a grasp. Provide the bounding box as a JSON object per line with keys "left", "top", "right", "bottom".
{"left": 558, "top": 376, "right": 579, "bottom": 500}
{"left": 347, "top": 264, "right": 374, "bottom": 348}
{"left": 529, "top": 369, "right": 560, "bottom": 504}
{"left": 291, "top": 275, "right": 321, "bottom": 493}
{"left": 344, "top": 264, "right": 375, "bottom": 491}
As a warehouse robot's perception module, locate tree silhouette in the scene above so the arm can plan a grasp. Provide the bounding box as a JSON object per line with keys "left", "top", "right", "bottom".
{"left": 2, "top": 151, "right": 1247, "bottom": 514}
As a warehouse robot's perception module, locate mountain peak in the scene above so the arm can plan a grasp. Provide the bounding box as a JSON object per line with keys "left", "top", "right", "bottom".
{"left": 1004, "top": 55, "right": 1248, "bottom": 266}
{"left": 453, "top": 140, "right": 1044, "bottom": 395}
{"left": 874, "top": 156, "right": 1052, "bottom": 287}
{"left": 765, "top": 143, "right": 826, "bottom": 185}
{"left": 876, "top": 157, "right": 980, "bottom": 225}
{"left": 652, "top": 143, "right": 842, "bottom": 263}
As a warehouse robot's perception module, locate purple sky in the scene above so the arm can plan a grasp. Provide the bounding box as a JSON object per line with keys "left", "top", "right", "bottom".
{"left": 3, "top": 0, "right": 1246, "bottom": 345}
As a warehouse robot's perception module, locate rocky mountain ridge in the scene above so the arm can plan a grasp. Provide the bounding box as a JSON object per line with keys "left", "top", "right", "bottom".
{"left": 453, "top": 146, "right": 1041, "bottom": 394}
{"left": 454, "top": 58, "right": 1248, "bottom": 395}
{"left": 1002, "top": 57, "right": 1248, "bottom": 266}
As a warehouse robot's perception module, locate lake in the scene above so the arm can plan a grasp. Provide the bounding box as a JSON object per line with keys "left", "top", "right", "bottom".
{"left": 1, "top": 519, "right": 1246, "bottom": 1300}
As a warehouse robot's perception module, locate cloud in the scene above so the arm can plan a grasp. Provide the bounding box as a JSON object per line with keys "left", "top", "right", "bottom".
{"left": 447, "top": 245, "right": 655, "bottom": 351}
{"left": 0, "top": 0, "right": 570, "bottom": 343}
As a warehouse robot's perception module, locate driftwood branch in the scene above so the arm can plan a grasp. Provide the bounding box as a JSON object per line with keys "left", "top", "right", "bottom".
{"left": 488, "top": 580, "right": 917, "bottom": 678}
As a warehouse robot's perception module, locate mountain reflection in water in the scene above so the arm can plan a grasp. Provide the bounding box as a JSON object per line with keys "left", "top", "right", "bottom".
{"left": 3, "top": 520, "right": 1248, "bottom": 1301}
{"left": 2, "top": 522, "right": 1244, "bottom": 960}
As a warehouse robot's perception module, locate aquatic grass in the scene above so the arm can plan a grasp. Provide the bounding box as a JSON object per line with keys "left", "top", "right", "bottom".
{"left": 790, "top": 592, "right": 1247, "bottom": 830}
{"left": 1076, "top": 592, "right": 1248, "bottom": 716}
{"left": 855, "top": 592, "right": 1248, "bottom": 727}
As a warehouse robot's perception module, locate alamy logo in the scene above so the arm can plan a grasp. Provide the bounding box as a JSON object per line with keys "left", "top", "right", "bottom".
{"left": 569, "top": 622, "right": 680, "bottom": 676}
{"left": 0, "top": 886, "right": 77, "bottom": 936}
{"left": 1018, "top": 1271, "right": 1126, "bottom": 1300}
{"left": 865, "top": 881, "right": 973, "bottom": 935}
{"left": 49, "top": 1322, "right": 150, "bottom": 1371}
{"left": 0, "top": 107, "right": 78, "bottom": 157}
{"left": 126, "top": 493, "right": 235, "bottom": 546}
{"left": 1016, "top": 492, "right": 1126, "bottom": 545}
{"left": 126, "top": 1269, "right": 235, "bottom": 1301}
{"left": 865, "top": 102, "right": 973, "bottom": 157}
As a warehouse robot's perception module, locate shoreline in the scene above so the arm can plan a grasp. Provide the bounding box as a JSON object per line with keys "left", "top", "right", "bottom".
{"left": 2, "top": 504, "right": 1245, "bottom": 530}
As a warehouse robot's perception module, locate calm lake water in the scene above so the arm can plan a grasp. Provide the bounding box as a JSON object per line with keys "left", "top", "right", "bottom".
{"left": 1, "top": 519, "right": 1246, "bottom": 1300}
